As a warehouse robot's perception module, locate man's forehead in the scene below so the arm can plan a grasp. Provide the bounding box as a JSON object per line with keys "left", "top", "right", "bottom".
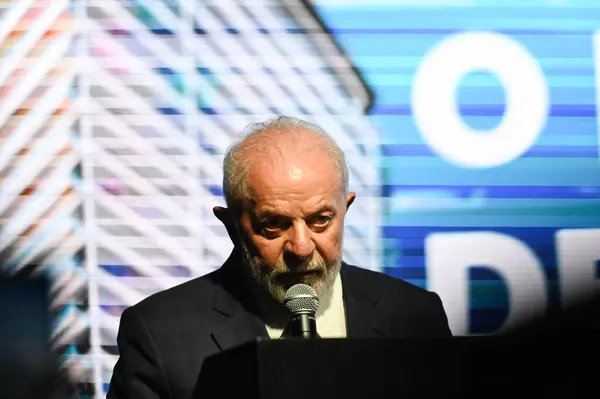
{"left": 246, "top": 161, "right": 340, "bottom": 197}
{"left": 248, "top": 196, "right": 338, "bottom": 216}
{"left": 288, "top": 165, "right": 304, "bottom": 180}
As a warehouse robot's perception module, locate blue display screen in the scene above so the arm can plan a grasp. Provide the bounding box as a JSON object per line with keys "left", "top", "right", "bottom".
{"left": 314, "top": 0, "right": 600, "bottom": 334}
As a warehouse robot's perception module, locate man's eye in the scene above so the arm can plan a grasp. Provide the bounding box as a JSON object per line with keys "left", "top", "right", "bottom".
{"left": 262, "top": 219, "right": 284, "bottom": 231}
{"left": 312, "top": 215, "right": 332, "bottom": 227}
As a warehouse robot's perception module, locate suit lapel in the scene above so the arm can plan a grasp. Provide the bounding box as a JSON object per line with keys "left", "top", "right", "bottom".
{"left": 209, "top": 253, "right": 269, "bottom": 352}
{"left": 210, "top": 292, "right": 269, "bottom": 352}
{"left": 341, "top": 264, "right": 391, "bottom": 338}
{"left": 209, "top": 258, "right": 391, "bottom": 347}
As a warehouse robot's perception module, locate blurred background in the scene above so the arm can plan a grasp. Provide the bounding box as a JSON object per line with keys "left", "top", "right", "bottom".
{"left": 0, "top": 0, "right": 599, "bottom": 397}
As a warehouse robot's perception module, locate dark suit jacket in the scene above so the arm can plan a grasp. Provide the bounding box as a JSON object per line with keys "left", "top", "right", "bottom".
{"left": 107, "top": 253, "right": 451, "bottom": 399}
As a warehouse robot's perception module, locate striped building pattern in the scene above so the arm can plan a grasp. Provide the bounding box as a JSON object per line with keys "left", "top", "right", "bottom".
{"left": 0, "top": 0, "right": 383, "bottom": 396}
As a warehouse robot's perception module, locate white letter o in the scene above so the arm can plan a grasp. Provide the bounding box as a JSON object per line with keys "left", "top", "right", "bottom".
{"left": 412, "top": 31, "right": 549, "bottom": 168}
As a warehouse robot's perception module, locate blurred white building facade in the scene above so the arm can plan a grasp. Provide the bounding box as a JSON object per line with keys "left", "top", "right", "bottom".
{"left": 0, "top": 0, "right": 382, "bottom": 396}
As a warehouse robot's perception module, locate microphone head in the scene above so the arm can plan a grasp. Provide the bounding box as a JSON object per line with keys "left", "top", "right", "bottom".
{"left": 284, "top": 284, "right": 319, "bottom": 314}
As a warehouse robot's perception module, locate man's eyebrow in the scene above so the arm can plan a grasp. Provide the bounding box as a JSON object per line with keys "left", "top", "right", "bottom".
{"left": 310, "top": 205, "right": 336, "bottom": 215}
{"left": 254, "top": 207, "right": 335, "bottom": 218}
{"left": 254, "top": 210, "right": 285, "bottom": 219}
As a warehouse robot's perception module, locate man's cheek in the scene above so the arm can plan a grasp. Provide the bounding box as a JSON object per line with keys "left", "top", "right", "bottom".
{"left": 258, "top": 246, "right": 280, "bottom": 265}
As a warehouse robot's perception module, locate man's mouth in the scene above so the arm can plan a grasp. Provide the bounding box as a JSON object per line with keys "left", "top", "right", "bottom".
{"left": 277, "top": 269, "right": 322, "bottom": 283}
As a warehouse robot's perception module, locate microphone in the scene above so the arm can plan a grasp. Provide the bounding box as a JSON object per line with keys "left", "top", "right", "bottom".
{"left": 283, "top": 283, "right": 320, "bottom": 338}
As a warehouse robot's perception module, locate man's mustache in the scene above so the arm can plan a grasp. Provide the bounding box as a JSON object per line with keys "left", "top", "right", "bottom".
{"left": 270, "top": 260, "right": 326, "bottom": 274}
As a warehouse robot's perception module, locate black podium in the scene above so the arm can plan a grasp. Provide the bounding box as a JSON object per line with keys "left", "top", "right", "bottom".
{"left": 194, "top": 334, "right": 598, "bottom": 399}
{"left": 195, "top": 338, "right": 465, "bottom": 399}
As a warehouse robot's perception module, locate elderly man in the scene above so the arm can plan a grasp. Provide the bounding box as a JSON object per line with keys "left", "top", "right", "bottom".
{"left": 107, "top": 116, "right": 451, "bottom": 399}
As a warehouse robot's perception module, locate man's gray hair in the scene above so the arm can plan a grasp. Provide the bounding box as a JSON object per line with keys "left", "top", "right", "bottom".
{"left": 222, "top": 116, "right": 349, "bottom": 212}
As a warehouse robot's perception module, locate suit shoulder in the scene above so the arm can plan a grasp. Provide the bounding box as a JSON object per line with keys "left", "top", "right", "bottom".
{"left": 344, "top": 265, "right": 451, "bottom": 336}
{"left": 128, "top": 269, "right": 219, "bottom": 318}
{"left": 344, "top": 265, "right": 437, "bottom": 301}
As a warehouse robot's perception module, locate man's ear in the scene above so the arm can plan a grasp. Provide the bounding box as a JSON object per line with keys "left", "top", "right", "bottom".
{"left": 345, "top": 192, "right": 356, "bottom": 210}
{"left": 213, "top": 206, "right": 239, "bottom": 246}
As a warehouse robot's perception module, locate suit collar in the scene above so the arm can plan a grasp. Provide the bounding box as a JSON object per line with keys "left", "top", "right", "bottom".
{"left": 209, "top": 255, "right": 390, "bottom": 349}
{"left": 340, "top": 263, "right": 391, "bottom": 338}
{"left": 210, "top": 251, "right": 269, "bottom": 352}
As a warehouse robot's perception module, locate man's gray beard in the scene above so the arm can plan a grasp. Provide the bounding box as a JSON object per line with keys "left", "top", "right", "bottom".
{"left": 240, "top": 241, "right": 342, "bottom": 303}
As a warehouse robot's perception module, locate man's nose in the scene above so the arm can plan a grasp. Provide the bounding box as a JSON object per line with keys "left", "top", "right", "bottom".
{"left": 284, "top": 222, "right": 315, "bottom": 259}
